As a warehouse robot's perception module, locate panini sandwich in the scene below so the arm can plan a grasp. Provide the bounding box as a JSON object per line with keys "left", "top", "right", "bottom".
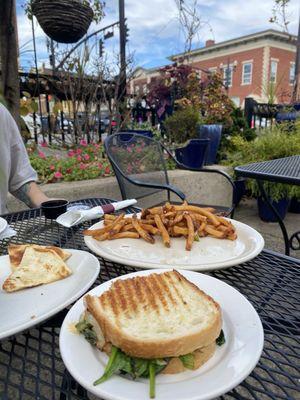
{"left": 76, "top": 270, "right": 225, "bottom": 398}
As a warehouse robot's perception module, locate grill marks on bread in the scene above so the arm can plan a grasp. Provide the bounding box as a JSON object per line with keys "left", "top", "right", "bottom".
{"left": 98, "top": 271, "right": 211, "bottom": 320}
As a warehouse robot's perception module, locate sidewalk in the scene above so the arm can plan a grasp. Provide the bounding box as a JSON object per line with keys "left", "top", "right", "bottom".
{"left": 235, "top": 197, "right": 300, "bottom": 259}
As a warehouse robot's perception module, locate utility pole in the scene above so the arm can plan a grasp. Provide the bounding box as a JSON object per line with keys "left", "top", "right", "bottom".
{"left": 118, "top": 0, "right": 126, "bottom": 101}
{"left": 0, "top": 0, "right": 20, "bottom": 124}
{"left": 292, "top": 15, "right": 300, "bottom": 102}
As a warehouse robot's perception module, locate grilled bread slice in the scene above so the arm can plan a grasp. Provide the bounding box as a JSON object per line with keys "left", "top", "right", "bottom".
{"left": 8, "top": 244, "right": 71, "bottom": 271}
{"left": 85, "top": 270, "right": 221, "bottom": 359}
{"left": 3, "top": 247, "right": 72, "bottom": 292}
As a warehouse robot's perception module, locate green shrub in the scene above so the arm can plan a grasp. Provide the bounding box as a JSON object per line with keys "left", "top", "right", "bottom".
{"left": 163, "top": 107, "right": 200, "bottom": 144}
{"left": 224, "top": 124, "right": 300, "bottom": 201}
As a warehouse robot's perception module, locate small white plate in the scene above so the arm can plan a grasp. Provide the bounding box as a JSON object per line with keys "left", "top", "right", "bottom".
{"left": 0, "top": 249, "right": 100, "bottom": 340}
{"left": 84, "top": 215, "right": 264, "bottom": 271}
{"left": 59, "top": 269, "right": 264, "bottom": 400}
{"left": 0, "top": 217, "right": 8, "bottom": 235}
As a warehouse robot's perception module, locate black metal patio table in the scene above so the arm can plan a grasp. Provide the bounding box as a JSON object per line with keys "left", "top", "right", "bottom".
{"left": 0, "top": 197, "right": 299, "bottom": 400}
{"left": 235, "top": 155, "right": 300, "bottom": 256}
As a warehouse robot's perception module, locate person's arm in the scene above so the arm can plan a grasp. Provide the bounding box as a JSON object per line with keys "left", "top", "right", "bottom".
{"left": 11, "top": 181, "right": 50, "bottom": 208}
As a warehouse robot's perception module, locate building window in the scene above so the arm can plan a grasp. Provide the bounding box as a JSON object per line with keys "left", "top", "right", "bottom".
{"left": 289, "top": 62, "right": 295, "bottom": 84}
{"left": 223, "top": 65, "right": 233, "bottom": 87}
{"left": 143, "top": 84, "right": 148, "bottom": 94}
{"left": 270, "top": 60, "right": 278, "bottom": 83}
{"left": 242, "top": 62, "right": 252, "bottom": 85}
{"left": 208, "top": 67, "right": 217, "bottom": 75}
{"left": 135, "top": 85, "right": 140, "bottom": 95}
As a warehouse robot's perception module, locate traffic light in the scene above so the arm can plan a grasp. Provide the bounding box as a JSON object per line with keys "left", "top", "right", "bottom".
{"left": 125, "top": 24, "right": 129, "bottom": 42}
{"left": 99, "top": 39, "right": 104, "bottom": 57}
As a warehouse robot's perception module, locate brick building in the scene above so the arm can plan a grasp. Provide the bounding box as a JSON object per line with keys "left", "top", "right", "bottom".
{"left": 130, "top": 29, "right": 297, "bottom": 107}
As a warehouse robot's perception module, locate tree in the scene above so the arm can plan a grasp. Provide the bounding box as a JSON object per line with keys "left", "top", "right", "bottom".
{"left": 0, "top": 0, "right": 20, "bottom": 123}
{"left": 269, "top": 0, "right": 300, "bottom": 101}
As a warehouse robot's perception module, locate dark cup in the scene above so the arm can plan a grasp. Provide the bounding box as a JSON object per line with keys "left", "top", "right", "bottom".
{"left": 41, "top": 199, "right": 69, "bottom": 219}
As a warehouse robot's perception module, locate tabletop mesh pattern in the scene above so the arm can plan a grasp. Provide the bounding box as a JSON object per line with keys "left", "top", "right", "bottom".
{"left": 0, "top": 198, "right": 299, "bottom": 400}
{"left": 235, "top": 155, "right": 300, "bottom": 184}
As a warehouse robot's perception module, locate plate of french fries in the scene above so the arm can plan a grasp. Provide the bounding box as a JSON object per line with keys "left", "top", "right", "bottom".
{"left": 83, "top": 202, "right": 264, "bottom": 271}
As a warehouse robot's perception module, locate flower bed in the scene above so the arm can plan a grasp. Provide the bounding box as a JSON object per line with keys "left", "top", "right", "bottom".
{"left": 27, "top": 140, "right": 113, "bottom": 183}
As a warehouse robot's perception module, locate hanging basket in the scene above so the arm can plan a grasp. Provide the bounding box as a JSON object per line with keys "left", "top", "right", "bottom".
{"left": 31, "top": 0, "right": 94, "bottom": 44}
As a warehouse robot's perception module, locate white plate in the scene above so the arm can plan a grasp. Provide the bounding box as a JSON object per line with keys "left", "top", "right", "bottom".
{"left": 84, "top": 215, "right": 264, "bottom": 271}
{"left": 0, "top": 217, "right": 8, "bottom": 234}
{"left": 0, "top": 249, "right": 100, "bottom": 340}
{"left": 59, "top": 269, "right": 264, "bottom": 400}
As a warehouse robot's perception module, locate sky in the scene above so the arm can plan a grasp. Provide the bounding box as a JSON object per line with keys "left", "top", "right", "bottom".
{"left": 16, "top": 0, "right": 299, "bottom": 72}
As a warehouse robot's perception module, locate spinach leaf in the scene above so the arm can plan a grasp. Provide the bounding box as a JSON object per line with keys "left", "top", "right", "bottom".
{"left": 75, "top": 320, "right": 97, "bottom": 346}
{"left": 132, "top": 358, "right": 149, "bottom": 378}
{"left": 216, "top": 329, "right": 225, "bottom": 346}
{"left": 179, "top": 353, "right": 195, "bottom": 369}
{"left": 93, "top": 346, "right": 121, "bottom": 385}
{"left": 149, "top": 362, "right": 156, "bottom": 399}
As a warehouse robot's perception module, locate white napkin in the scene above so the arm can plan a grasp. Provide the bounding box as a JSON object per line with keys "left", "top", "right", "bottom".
{"left": 56, "top": 199, "right": 137, "bottom": 228}
{"left": 0, "top": 225, "right": 17, "bottom": 240}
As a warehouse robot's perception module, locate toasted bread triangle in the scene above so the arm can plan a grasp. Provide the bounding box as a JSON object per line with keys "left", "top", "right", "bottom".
{"left": 3, "top": 247, "right": 72, "bottom": 292}
{"left": 8, "top": 244, "right": 71, "bottom": 271}
{"left": 85, "top": 270, "right": 221, "bottom": 358}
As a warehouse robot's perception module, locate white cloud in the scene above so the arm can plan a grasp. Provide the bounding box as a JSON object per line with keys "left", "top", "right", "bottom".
{"left": 16, "top": 0, "right": 300, "bottom": 70}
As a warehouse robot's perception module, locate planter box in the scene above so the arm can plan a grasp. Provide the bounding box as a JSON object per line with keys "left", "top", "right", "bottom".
{"left": 198, "top": 125, "right": 222, "bottom": 165}
{"left": 175, "top": 139, "right": 209, "bottom": 169}
{"left": 257, "top": 197, "right": 290, "bottom": 222}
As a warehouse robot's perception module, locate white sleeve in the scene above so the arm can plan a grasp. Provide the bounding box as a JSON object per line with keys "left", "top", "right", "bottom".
{"left": 4, "top": 107, "right": 38, "bottom": 193}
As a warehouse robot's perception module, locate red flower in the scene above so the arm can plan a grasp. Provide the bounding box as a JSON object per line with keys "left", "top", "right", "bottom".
{"left": 76, "top": 148, "right": 82, "bottom": 155}
{"left": 38, "top": 150, "right": 46, "bottom": 159}
{"left": 68, "top": 150, "right": 75, "bottom": 157}
{"left": 66, "top": 168, "right": 72, "bottom": 174}
{"left": 98, "top": 163, "right": 103, "bottom": 169}
{"left": 79, "top": 163, "right": 86, "bottom": 170}
{"left": 54, "top": 171, "right": 63, "bottom": 179}
{"left": 40, "top": 141, "right": 48, "bottom": 148}
{"left": 83, "top": 154, "right": 90, "bottom": 161}
{"left": 77, "top": 155, "right": 82, "bottom": 162}
{"left": 50, "top": 164, "right": 55, "bottom": 171}
{"left": 80, "top": 139, "right": 87, "bottom": 146}
{"left": 105, "top": 166, "right": 111, "bottom": 174}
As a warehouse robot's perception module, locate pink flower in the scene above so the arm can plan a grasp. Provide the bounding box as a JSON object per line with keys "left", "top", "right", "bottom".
{"left": 54, "top": 171, "right": 63, "bottom": 179}
{"left": 77, "top": 156, "right": 82, "bottom": 161}
{"left": 68, "top": 150, "right": 75, "bottom": 157}
{"left": 38, "top": 150, "right": 46, "bottom": 159}
{"left": 98, "top": 163, "right": 103, "bottom": 169}
{"left": 79, "top": 163, "right": 86, "bottom": 170}
{"left": 127, "top": 147, "right": 132, "bottom": 153}
{"left": 94, "top": 143, "right": 100, "bottom": 149}
{"left": 50, "top": 164, "right": 55, "bottom": 171}
{"left": 105, "top": 166, "right": 111, "bottom": 174}
{"left": 76, "top": 148, "right": 82, "bottom": 155}
{"left": 40, "top": 141, "right": 48, "bottom": 148}
{"left": 83, "top": 154, "right": 90, "bottom": 161}
{"left": 80, "top": 139, "right": 87, "bottom": 146}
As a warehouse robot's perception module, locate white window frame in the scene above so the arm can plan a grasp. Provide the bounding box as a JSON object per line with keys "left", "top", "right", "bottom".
{"left": 289, "top": 62, "right": 295, "bottom": 85}
{"left": 208, "top": 67, "right": 217, "bottom": 75}
{"left": 242, "top": 61, "right": 253, "bottom": 85}
{"left": 223, "top": 65, "right": 233, "bottom": 87}
{"left": 270, "top": 59, "right": 278, "bottom": 83}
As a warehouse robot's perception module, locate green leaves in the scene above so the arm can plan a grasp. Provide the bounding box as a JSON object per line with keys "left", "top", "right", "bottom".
{"left": 93, "top": 346, "right": 120, "bottom": 385}
{"left": 216, "top": 329, "right": 226, "bottom": 346}
{"left": 75, "top": 319, "right": 98, "bottom": 346}
{"left": 179, "top": 353, "right": 195, "bottom": 369}
{"left": 149, "top": 362, "right": 156, "bottom": 399}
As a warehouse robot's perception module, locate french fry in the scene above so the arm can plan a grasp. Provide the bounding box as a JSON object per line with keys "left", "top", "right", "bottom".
{"left": 204, "top": 225, "right": 225, "bottom": 238}
{"left": 173, "top": 226, "right": 189, "bottom": 236}
{"left": 108, "top": 232, "right": 140, "bottom": 240}
{"left": 93, "top": 232, "right": 110, "bottom": 241}
{"left": 154, "top": 214, "right": 170, "bottom": 247}
{"left": 132, "top": 214, "right": 155, "bottom": 244}
{"left": 83, "top": 213, "right": 125, "bottom": 236}
{"left": 183, "top": 213, "right": 194, "bottom": 251}
{"left": 148, "top": 206, "right": 164, "bottom": 215}
{"left": 173, "top": 205, "right": 220, "bottom": 226}
{"left": 170, "top": 213, "right": 184, "bottom": 226}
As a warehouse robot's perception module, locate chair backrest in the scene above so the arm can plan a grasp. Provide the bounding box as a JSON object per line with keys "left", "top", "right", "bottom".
{"left": 104, "top": 133, "right": 170, "bottom": 200}
{"left": 175, "top": 139, "right": 210, "bottom": 169}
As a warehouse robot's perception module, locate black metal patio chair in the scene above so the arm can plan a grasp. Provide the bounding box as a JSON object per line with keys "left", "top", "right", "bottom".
{"left": 104, "top": 133, "right": 236, "bottom": 216}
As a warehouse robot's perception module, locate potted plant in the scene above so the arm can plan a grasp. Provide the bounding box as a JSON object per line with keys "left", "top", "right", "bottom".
{"left": 27, "top": 0, "right": 104, "bottom": 43}
{"left": 198, "top": 73, "right": 235, "bottom": 165}
{"left": 163, "top": 106, "right": 210, "bottom": 168}
{"left": 224, "top": 125, "right": 300, "bottom": 221}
